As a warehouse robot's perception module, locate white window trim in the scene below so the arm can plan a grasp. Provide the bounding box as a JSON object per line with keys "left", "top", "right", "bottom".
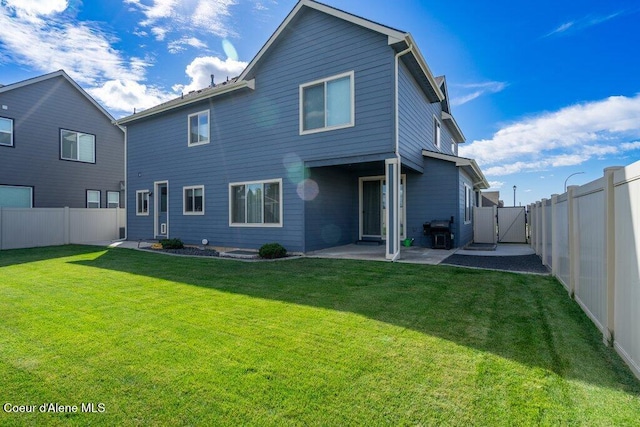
{"left": 299, "top": 70, "right": 355, "bottom": 135}
{"left": 464, "top": 183, "right": 473, "bottom": 224}
{"left": 136, "top": 190, "right": 150, "bottom": 216}
{"left": 0, "top": 117, "right": 14, "bottom": 147}
{"left": 187, "top": 110, "right": 210, "bottom": 147}
{"left": 433, "top": 115, "right": 441, "bottom": 151}
{"left": 87, "top": 190, "right": 101, "bottom": 209}
{"left": 61, "top": 129, "right": 96, "bottom": 163}
{"left": 183, "top": 185, "right": 205, "bottom": 215}
{"left": 228, "top": 178, "right": 283, "bottom": 227}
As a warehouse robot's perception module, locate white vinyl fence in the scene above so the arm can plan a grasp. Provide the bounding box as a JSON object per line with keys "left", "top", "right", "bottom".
{"left": 0, "top": 207, "right": 125, "bottom": 250}
{"left": 529, "top": 163, "right": 640, "bottom": 380}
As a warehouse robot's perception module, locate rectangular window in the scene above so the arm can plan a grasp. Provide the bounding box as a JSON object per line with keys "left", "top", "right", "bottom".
{"left": 0, "top": 117, "right": 14, "bottom": 147}
{"left": 229, "top": 179, "right": 282, "bottom": 227}
{"left": 464, "top": 184, "right": 473, "bottom": 224}
{"left": 87, "top": 190, "right": 100, "bottom": 208}
{"left": 61, "top": 129, "right": 95, "bottom": 163}
{"left": 183, "top": 185, "right": 204, "bottom": 215}
{"left": 434, "top": 117, "right": 441, "bottom": 151}
{"left": 0, "top": 185, "right": 32, "bottom": 207}
{"left": 188, "top": 110, "right": 210, "bottom": 146}
{"left": 300, "top": 71, "right": 354, "bottom": 134}
{"left": 107, "top": 191, "right": 120, "bottom": 208}
{"left": 136, "top": 190, "right": 149, "bottom": 215}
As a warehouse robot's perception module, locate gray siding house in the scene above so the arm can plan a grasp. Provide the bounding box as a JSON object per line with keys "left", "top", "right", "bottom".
{"left": 0, "top": 71, "right": 124, "bottom": 209}
{"left": 118, "top": 0, "right": 488, "bottom": 259}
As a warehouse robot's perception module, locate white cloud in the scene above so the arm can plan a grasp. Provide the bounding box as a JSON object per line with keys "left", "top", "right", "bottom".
{"left": 127, "top": 0, "right": 238, "bottom": 40}
{"left": 545, "top": 11, "right": 624, "bottom": 38}
{"left": 488, "top": 181, "right": 505, "bottom": 189}
{"left": 173, "top": 56, "right": 248, "bottom": 94}
{"left": 167, "top": 37, "right": 208, "bottom": 54}
{"left": 460, "top": 94, "right": 640, "bottom": 176}
{"left": 4, "top": 0, "right": 68, "bottom": 20}
{"left": 450, "top": 81, "right": 507, "bottom": 106}
{"left": 0, "top": 2, "right": 175, "bottom": 117}
{"left": 88, "top": 80, "right": 174, "bottom": 117}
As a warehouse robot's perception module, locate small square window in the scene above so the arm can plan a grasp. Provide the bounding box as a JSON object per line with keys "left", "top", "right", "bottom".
{"left": 183, "top": 185, "right": 205, "bottom": 215}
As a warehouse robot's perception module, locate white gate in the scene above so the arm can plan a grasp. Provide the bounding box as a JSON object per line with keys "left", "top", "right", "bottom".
{"left": 498, "top": 207, "right": 527, "bottom": 243}
{"left": 473, "top": 206, "right": 497, "bottom": 244}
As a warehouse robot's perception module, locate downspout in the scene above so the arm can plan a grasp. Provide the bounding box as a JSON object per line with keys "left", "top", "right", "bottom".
{"left": 120, "top": 125, "right": 128, "bottom": 241}
{"left": 391, "top": 43, "right": 413, "bottom": 262}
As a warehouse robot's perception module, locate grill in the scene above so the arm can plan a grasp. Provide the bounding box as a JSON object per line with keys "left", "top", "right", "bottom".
{"left": 423, "top": 217, "right": 454, "bottom": 250}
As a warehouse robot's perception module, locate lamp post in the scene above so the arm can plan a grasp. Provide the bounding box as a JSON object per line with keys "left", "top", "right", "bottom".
{"left": 513, "top": 185, "right": 517, "bottom": 207}
{"left": 564, "top": 172, "right": 584, "bottom": 192}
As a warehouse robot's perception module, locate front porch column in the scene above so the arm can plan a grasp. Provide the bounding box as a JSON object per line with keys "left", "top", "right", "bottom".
{"left": 385, "top": 158, "right": 401, "bottom": 261}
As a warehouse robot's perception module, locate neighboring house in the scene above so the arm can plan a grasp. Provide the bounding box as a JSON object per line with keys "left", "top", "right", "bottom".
{"left": 480, "top": 191, "right": 503, "bottom": 208}
{"left": 0, "top": 70, "right": 124, "bottom": 209}
{"left": 117, "top": 0, "right": 488, "bottom": 259}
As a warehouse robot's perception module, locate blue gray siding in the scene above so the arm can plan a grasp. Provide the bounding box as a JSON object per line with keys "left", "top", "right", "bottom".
{"left": 404, "top": 158, "right": 459, "bottom": 247}
{"left": 304, "top": 167, "right": 359, "bottom": 251}
{"left": 127, "top": 8, "right": 399, "bottom": 251}
{"left": 0, "top": 76, "right": 124, "bottom": 208}
{"left": 398, "top": 62, "right": 457, "bottom": 172}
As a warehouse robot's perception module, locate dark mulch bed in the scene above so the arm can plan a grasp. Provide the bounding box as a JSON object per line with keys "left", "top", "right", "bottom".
{"left": 441, "top": 254, "right": 550, "bottom": 274}
{"left": 150, "top": 247, "right": 220, "bottom": 257}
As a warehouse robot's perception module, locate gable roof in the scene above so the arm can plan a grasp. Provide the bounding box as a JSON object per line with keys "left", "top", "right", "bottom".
{"left": 240, "top": 0, "right": 444, "bottom": 102}
{"left": 0, "top": 70, "right": 115, "bottom": 122}
{"left": 117, "top": 0, "right": 447, "bottom": 125}
{"left": 422, "top": 149, "right": 489, "bottom": 189}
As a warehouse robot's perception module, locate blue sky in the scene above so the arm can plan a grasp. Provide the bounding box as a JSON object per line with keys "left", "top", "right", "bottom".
{"left": 1, "top": 0, "right": 639, "bottom": 205}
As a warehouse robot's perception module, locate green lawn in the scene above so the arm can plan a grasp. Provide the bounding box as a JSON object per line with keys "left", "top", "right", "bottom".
{"left": 1, "top": 245, "right": 639, "bottom": 426}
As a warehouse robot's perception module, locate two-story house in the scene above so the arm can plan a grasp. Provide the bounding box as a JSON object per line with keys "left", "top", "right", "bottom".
{"left": 117, "top": 0, "right": 488, "bottom": 259}
{"left": 0, "top": 70, "right": 124, "bottom": 209}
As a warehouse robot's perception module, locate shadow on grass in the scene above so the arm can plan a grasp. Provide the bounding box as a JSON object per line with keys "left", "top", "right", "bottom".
{"left": 0, "top": 244, "right": 103, "bottom": 268}
{"left": 65, "top": 246, "right": 640, "bottom": 396}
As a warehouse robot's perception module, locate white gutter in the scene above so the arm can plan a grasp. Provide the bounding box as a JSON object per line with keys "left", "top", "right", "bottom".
{"left": 391, "top": 44, "right": 413, "bottom": 262}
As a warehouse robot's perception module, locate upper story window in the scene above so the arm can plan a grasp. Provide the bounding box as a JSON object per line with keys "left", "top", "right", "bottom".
{"left": 433, "top": 117, "right": 441, "bottom": 151}
{"left": 0, "top": 117, "right": 14, "bottom": 147}
{"left": 300, "top": 71, "right": 354, "bottom": 134}
{"left": 183, "top": 185, "right": 205, "bottom": 215}
{"left": 188, "top": 110, "right": 210, "bottom": 146}
{"left": 61, "top": 129, "right": 95, "bottom": 163}
{"left": 229, "top": 179, "right": 282, "bottom": 227}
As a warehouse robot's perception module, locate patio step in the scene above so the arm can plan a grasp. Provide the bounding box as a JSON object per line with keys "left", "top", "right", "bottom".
{"left": 355, "top": 239, "right": 385, "bottom": 246}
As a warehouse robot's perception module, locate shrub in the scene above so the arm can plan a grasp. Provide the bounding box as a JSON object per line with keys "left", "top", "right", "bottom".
{"left": 259, "top": 242, "right": 287, "bottom": 259}
{"left": 160, "top": 238, "right": 184, "bottom": 249}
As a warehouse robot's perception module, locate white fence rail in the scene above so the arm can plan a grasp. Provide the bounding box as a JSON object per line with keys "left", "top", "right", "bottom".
{"left": 0, "top": 207, "right": 125, "bottom": 250}
{"left": 529, "top": 163, "right": 640, "bottom": 380}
